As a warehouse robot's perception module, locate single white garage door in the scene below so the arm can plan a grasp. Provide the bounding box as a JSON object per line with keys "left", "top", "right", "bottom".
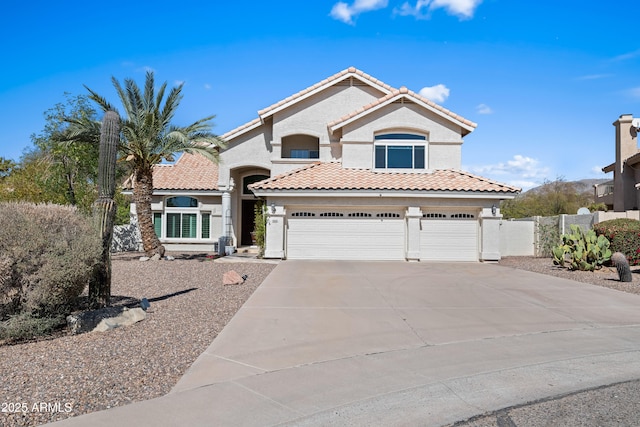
{"left": 420, "top": 212, "right": 478, "bottom": 261}
{"left": 287, "top": 210, "right": 405, "bottom": 260}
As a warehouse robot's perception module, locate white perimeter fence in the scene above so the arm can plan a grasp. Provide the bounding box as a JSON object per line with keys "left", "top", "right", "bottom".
{"left": 500, "top": 211, "right": 640, "bottom": 257}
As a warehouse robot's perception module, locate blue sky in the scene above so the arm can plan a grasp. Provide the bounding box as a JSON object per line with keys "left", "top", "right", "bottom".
{"left": 1, "top": 0, "right": 639, "bottom": 190}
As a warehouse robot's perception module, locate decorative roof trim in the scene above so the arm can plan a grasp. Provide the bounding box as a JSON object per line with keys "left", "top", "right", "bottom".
{"left": 328, "top": 87, "right": 477, "bottom": 136}
{"left": 220, "top": 117, "right": 262, "bottom": 141}
{"left": 257, "top": 67, "right": 393, "bottom": 121}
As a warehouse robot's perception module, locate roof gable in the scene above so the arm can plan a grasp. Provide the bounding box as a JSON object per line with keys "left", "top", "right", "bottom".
{"left": 257, "top": 67, "right": 394, "bottom": 121}
{"left": 328, "top": 87, "right": 477, "bottom": 136}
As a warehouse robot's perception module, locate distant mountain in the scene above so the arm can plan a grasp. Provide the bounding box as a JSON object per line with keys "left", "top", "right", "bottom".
{"left": 523, "top": 178, "right": 610, "bottom": 195}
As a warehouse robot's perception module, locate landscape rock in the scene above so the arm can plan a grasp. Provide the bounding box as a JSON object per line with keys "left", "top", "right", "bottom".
{"left": 139, "top": 256, "right": 150, "bottom": 262}
{"left": 67, "top": 307, "right": 148, "bottom": 334}
{"left": 165, "top": 255, "right": 175, "bottom": 261}
{"left": 150, "top": 253, "right": 161, "bottom": 261}
{"left": 223, "top": 270, "right": 244, "bottom": 286}
{"left": 93, "top": 307, "right": 147, "bottom": 332}
{"left": 67, "top": 306, "right": 127, "bottom": 334}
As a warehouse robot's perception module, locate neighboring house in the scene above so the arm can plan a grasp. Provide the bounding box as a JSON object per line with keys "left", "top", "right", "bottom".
{"left": 131, "top": 67, "right": 520, "bottom": 261}
{"left": 596, "top": 114, "right": 640, "bottom": 211}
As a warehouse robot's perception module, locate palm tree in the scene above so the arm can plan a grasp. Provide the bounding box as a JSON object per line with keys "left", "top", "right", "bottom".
{"left": 79, "top": 71, "right": 224, "bottom": 256}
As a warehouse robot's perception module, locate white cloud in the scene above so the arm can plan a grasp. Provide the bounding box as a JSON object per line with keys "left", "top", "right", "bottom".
{"left": 468, "top": 155, "right": 550, "bottom": 190}
{"left": 628, "top": 87, "right": 640, "bottom": 99}
{"left": 576, "top": 74, "right": 612, "bottom": 81}
{"left": 330, "top": 0, "right": 388, "bottom": 25}
{"left": 204, "top": 83, "right": 212, "bottom": 90}
{"left": 611, "top": 49, "right": 640, "bottom": 62}
{"left": 476, "top": 103, "right": 493, "bottom": 114}
{"left": 174, "top": 80, "right": 185, "bottom": 86}
{"left": 591, "top": 165, "right": 609, "bottom": 175}
{"left": 419, "top": 84, "right": 450, "bottom": 103}
{"left": 396, "top": 0, "right": 482, "bottom": 20}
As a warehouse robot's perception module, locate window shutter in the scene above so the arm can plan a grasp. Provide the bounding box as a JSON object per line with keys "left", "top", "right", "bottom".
{"left": 202, "top": 213, "right": 210, "bottom": 239}
{"left": 153, "top": 213, "right": 162, "bottom": 238}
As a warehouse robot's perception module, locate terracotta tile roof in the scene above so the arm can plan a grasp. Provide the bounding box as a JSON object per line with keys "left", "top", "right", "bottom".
{"left": 257, "top": 67, "right": 394, "bottom": 119}
{"left": 328, "top": 86, "right": 477, "bottom": 134}
{"left": 151, "top": 153, "right": 219, "bottom": 191}
{"left": 250, "top": 162, "right": 520, "bottom": 194}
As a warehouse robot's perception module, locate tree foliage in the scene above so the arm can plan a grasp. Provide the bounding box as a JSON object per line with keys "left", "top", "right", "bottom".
{"left": 29, "top": 93, "right": 100, "bottom": 211}
{"left": 0, "top": 94, "right": 131, "bottom": 223}
{"left": 0, "top": 157, "right": 15, "bottom": 178}
{"left": 72, "top": 71, "right": 225, "bottom": 256}
{"left": 501, "top": 178, "right": 594, "bottom": 219}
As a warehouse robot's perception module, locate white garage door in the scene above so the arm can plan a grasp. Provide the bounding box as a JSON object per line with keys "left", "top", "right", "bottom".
{"left": 287, "top": 210, "right": 405, "bottom": 260}
{"left": 420, "top": 212, "right": 478, "bottom": 261}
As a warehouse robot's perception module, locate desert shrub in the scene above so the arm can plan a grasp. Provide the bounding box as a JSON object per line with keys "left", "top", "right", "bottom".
{"left": 253, "top": 202, "right": 266, "bottom": 258}
{"left": 0, "top": 312, "right": 66, "bottom": 342}
{"left": 0, "top": 202, "right": 101, "bottom": 341}
{"left": 537, "top": 217, "right": 560, "bottom": 257}
{"left": 593, "top": 218, "right": 640, "bottom": 266}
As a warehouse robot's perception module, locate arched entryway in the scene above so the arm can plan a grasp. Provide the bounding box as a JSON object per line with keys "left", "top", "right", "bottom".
{"left": 240, "top": 174, "right": 269, "bottom": 246}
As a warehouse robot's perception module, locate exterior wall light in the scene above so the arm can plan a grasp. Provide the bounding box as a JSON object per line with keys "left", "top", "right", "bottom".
{"left": 271, "top": 202, "right": 276, "bottom": 214}
{"left": 491, "top": 204, "right": 497, "bottom": 216}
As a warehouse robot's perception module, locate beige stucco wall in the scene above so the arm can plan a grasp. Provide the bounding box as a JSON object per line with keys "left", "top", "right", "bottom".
{"left": 219, "top": 124, "right": 272, "bottom": 187}
{"left": 339, "top": 103, "right": 463, "bottom": 170}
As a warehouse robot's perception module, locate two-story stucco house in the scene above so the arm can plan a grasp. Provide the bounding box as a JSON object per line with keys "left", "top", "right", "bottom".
{"left": 135, "top": 67, "right": 520, "bottom": 261}
{"left": 596, "top": 114, "right": 640, "bottom": 212}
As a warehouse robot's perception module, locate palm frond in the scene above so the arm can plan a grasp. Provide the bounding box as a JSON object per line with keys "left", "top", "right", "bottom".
{"left": 84, "top": 85, "right": 117, "bottom": 113}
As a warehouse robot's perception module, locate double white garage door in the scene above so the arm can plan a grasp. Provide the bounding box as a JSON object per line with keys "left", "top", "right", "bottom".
{"left": 286, "top": 209, "right": 478, "bottom": 261}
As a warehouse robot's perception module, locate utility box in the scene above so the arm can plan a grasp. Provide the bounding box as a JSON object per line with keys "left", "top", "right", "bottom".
{"left": 218, "top": 236, "right": 227, "bottom": 257}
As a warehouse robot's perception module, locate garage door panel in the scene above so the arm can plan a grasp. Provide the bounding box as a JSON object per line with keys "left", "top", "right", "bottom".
{"left": 420, "top": 219, "right": 478, "bottom": 262}
{"left": 287, "top": 218, "right": 405, "bottom": 260}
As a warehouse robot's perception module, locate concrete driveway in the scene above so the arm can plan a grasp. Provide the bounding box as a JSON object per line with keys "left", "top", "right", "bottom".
{"left": 50, "top": 261, "right": 640, "bottom": 426}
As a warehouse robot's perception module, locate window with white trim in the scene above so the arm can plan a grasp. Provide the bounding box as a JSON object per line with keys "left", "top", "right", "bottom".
{"left": 154, "top": 196, "right": 213, "bottom": 240}
{"left": 374, "top": 133, "right": 426, "bottom": 170}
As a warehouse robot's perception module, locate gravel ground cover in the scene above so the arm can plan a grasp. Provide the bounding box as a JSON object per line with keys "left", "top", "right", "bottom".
{"left": 2, "top": 255, "right": 640, "bottom": 427}
{"left": 0, "top": 253, "right": 276, "bottom": 427}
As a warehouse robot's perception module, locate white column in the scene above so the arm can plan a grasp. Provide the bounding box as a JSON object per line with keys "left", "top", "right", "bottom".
{"left": 480, "top": 206, "right": 502, "bottom": 262}
{"left": 220, "top": 178, "right": 235, "bottom": 249}
{"left": 405, "top": 207, "right": 422, "bottom": 261}
{"left": 264, "top": 203, "right": 285, "bottom": 259}
{"left": 221, "top": 191, "right": 231, "bottom": 239}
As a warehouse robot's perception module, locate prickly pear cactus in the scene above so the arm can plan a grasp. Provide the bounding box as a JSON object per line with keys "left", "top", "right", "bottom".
{"left": 90, "top": 110, "right": 120, "bottom": 308}
{"left": 552, "top": 225, "right": 612, "bottom": 271}
{"left": 612, "top": 252, "right": 633, "bottom": 282}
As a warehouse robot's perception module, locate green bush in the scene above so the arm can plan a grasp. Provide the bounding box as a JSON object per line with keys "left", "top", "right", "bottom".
{"left": 253, "top": 202, "right": 266, "bottom": 258}
{"left": 0, "top": 202, "right": 101, "bottom": 341}
{"left": 593, "top": 218, "right": 640, "bottom": 266}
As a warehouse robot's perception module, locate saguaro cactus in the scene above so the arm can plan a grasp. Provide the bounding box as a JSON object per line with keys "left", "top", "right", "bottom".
{"left": 612, "top": 252, "right": 633, "bottom": 282}
{"left": 90, "top": 110, "right": 120, "bottom": 307}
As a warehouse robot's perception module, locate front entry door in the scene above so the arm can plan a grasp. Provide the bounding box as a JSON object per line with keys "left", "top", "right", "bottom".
{"left": 241, "top": 200, "right": 257, "bottom": 246}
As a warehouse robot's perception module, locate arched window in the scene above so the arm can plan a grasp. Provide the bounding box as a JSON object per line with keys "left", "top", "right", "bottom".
{"left": 166, "top": 196, "right": 198, "bottom": 208}
{"left": 282, "top": 134, "right": 320, "bottom": 159}
{"left": 374, "top": 132, "right": 427, "bottom": 170}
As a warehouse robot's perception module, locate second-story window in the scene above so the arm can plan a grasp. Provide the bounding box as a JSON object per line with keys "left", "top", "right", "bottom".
{"left": 282, "top": 134, "right": 320, "bottom": 159}
{"left": 374, "top": 133, "right": 427, "bottom": 169}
